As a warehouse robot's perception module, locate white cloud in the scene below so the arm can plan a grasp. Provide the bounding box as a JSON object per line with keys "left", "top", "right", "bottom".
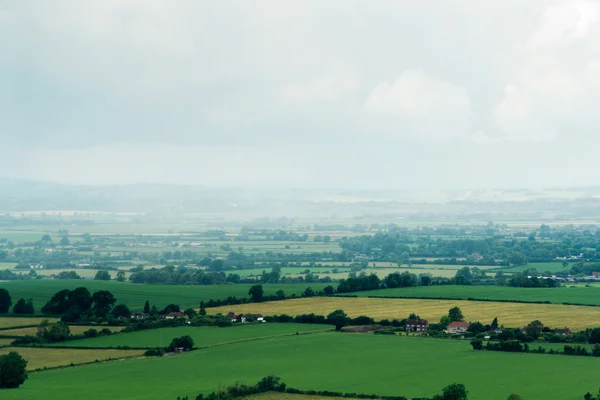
{"left": 363, "top": 69, "right": 473, "bottom": 140}
{"left": 281, "top": 73, "right": 359, "bottom": 103}
{"left": 529, "top": 0, "right": 600, "bottom": 47}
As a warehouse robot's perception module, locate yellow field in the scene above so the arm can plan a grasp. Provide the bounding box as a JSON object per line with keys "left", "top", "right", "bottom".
{"left": 0, "top": 347, "right": 145, "bottom": 370}
{"left": 210, "top": 297, "right": 600, "bottom": 331}
{"left": 0, "top": 325, "right": 125, "bottom": 337}
{"left": 0, "top": 317, "right": 59, "bottom": 329}
{"left": 245, "top": 393, "right": 346, "bottom": 400}
{"left": 0, "top": 338, "right": 13, "bottom": 346}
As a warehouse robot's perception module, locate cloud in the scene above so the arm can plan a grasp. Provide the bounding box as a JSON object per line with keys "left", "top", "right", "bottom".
{"left": 281, "top": 73, "right": 359, "bottom": 103}
{"left": 363, "top": 69, "right": 473, "bottom": 140}
{"left": 528, "top": 0, "right": 600, "bottom": 47}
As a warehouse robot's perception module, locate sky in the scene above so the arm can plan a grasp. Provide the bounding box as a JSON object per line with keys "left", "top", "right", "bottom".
{"left": 1, "top": 0, "right": 600, "bottom": 189}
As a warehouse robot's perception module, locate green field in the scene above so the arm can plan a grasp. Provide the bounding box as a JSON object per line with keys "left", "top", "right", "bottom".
{"left": 354, "top": 285, "right": 600, "bottom": 305}
{"left": 491, "top": 261, "right": 566, "bottom": 274}
{"left": 0, "top": 280, "right": 329, "bottom": 311}
{"left": 4, "top": 333, "right": 600, "bottom": 400}
{"left": 53, "top": 323, "right": 329, "bottom": 348}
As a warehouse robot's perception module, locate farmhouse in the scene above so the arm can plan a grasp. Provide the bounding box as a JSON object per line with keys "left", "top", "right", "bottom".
{"left": 241, "top": 313, "right": 264, "bottom": 323}
{"left": 130, "top": 312, "right": 150, "bottom": 320}
{"left": 405, "top": 319, "right": 429, "bottom": 332}
{"left": 554, "top": 328, "right": 572, "bottom": 336}
{"left": 447, "top": 321, "right": 469, "bottom": 334}
{"left": 227, "top": 312, "right": 238, "bottom": 322}
{"left": 164, "top": 312, "right": 187, "bottom": 319}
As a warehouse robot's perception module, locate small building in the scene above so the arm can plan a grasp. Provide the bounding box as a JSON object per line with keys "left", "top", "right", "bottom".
{"left": 164, "top": 312, "right": 187, "bottom": 320}
{"left": 130, "top": 312, "right": 150, "bottom": 320}
{"left": 227, "top": 312, "right": 238, "bottom": 322}
{"left": 554, "top": 328, "right": 572, "bottom": 336}
{"left": 405, "top": 319, "right": 429, "bottom": 332}
{"left": 593, "top": 272, "right": 600, "bottom": 278}
{"left": 241, "top": 313, "right": 264, "bottom": 323}
{"left": 447, "top": 321, "right": 469, "bottom": 334}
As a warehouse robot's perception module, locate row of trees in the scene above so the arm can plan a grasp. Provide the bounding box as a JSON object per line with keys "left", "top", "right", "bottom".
{"left": 0, "top": 289, "right": 34, "bottom": 315}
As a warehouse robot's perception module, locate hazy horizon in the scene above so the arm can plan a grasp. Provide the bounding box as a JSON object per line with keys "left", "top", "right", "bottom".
{"left": 3, "top": 1, "right": 600, "bottom": 190}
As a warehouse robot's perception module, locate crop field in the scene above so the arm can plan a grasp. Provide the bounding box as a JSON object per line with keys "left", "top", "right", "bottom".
{"left": 234, "top": 267, "right": 351, "bottom": 278}
{"left": 4, "top": 333, "right": 600, "bottom": 400}
{"left": 0, "top": 347, "right": 145, "bottom": 371}
{"left": 0, "top": 317, "right": 59, "bottom": 329}
{"left": 0, "top": 325, "right": 125, "bottom": 337}
{"left": 54, "top": 323, "right": 329, "bottom": 348}
{"left": 353, "top": 285, "right": 600, "bottom": 305}
{"left": 0, "top": 338, "right": 13, "bottom": 346}
{"left": 32, "top": 268, "right": 133, "bottom": 279}
{"left": 209, "top": 297, "right": 600, "bottom": 330}
{"left": 0, "top": 280, "right": 330, "bottom": 311}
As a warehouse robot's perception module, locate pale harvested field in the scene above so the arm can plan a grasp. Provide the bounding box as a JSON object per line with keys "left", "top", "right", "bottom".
{"left": 0, "top": 325, "right": 125, "bottom": 337}
{"left": 210, "top": 297, "right": 600, "bottom": 330}
{"left": 0, "top": 347, "right": 145, "bottom": 370}
{"left": 0, "top": 317, "right": 59, "bottom": 329}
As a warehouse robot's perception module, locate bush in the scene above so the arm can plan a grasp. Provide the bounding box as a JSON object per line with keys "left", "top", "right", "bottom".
{"left": 83, "top": 329, "right": 99, "bottom": 338}
{"left": 144, "top": 348, "right": 165, "bottom": 357}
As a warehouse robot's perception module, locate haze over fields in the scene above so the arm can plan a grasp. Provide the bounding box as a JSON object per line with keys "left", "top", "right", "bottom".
{"left": 2, "top": 1, "right": 600, "bottom": 192}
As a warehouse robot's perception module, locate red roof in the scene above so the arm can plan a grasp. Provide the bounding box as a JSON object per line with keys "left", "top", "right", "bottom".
{"left": 448, "top": 321, "right": 469, "bottom": 328}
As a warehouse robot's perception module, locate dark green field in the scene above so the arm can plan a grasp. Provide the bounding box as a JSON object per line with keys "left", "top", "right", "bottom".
{"left": 4, "top": 333, "right": 600, "bottom": 400}
{"left": 53, "top": 323, "right": 329, "bottom": 348}
{"left": 0, "top": 281, "right": 329, "bottom": 311}
{"left": 354, "top": 285, "right": 600, "bottom": 305}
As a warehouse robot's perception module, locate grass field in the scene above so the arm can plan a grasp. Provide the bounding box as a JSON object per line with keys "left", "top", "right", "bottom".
{"left": 353, "top": 285, "right": 600, "bottom": 305}
{"left": 210, "top": 297, "right": 600, "bottom": 330}
{"left": 491, "top": 261, "right": 566, "bottom": 274}
{"left": 0, "top": 347, "right": 145, "bottom": 370}
{"left": 54, "top": 323, "right": 329, "bottom": 348}
{"left": 0, "top": 317, "right": 59, "bottom": 329}
{"left": 0, "top": 281, "right": 330, "bottom": 311}
{"left": 245, "top": 394, "right": 346, "bottom": 400}
{"left": 0, "top": 325, "right": 125, "bottom": 337}
{"left": 4, "top": 333, "right": 600, "bottom": 400}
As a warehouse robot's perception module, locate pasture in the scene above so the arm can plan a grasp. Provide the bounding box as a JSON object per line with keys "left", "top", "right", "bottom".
{"left": 3, "top": 333, "right": 600, "bottom": 400}
{"left": 209, "top": 297, "right": 600, "bottom": 330}
{"left": 0, "top": 280, "right": 330, "bottom": 311}
{"left": 54, "top": 323, "right": 329, "bottom": 348}
{"left": 0, "top": 347, "right": 145, "bottom": 370}
{"left": 354, "top": 285, "right": 600, "bottom": 306}
{"left": 0, "top": 317, "right": 59, "bottom": 329}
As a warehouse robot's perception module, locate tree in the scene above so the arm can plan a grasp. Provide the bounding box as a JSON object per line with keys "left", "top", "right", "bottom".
{"left": 327, "top": 309, "right": 348, "bottom": 331}
{"left": 0, "top": 289, "right": 12, "bottom": 314}
{"left": 184, "top": 308, "right": 197, "bottom": 318}
{"left": 507, "top": 395, "right": 522, "bottom": 400}
{"left": 439, "top": 315, "right": 452, "bottom": 329}
{"left": 438, "top": 383, "right": 468, "bottom": 400}
{"left": 0, "top": 351, "right": 28, "bottom": 388}
{"left": 303, "top": 287, "right": 315, "bottom": 297}
{"left": 408, "top": 313, "right": 421, "bottom": 320}
{"left": 91, "top": 290, "right": 116, "bottom": 318}
{"left": 41, "top": 289, "right": 71, "bottom": 314}
{"left": 143, "top": 300, "right": 150, "bottom": 314}
{"left": 94, "top": 270, "right": 111, "bottom": 281}
{"left": 36, "top": 320, "right": 70, "bottom": 342}
{"left": 249, "top": 285, "right": 264, "bottom": 302}
{"left": 448, "top": 306, "right": 464, "bottom": 322}
{"left": 111, "top": 304, "right": 131, "bottom": 318}
{"left": 162, "top": 304, "right": 180, "bottom": 314}
{"left": 12, "top": 298, "right": 34, "bottom": 315}
{"left": 115, "top": 271, "right": 126, "bottom": 282}
{"left": 525, "top": 320, "right": 544, "bottom": 339}
{"left": 150, "top": 305, "right": 158, "bottom": 316}
{"left": 40, "top": 234, "right": 52, "bottom": 243}
{"left": 199, "top": 301, "right": 206, "bottom": 316}
{"left": 59, "top": 236, "right": 69, "bottom": 246}
{"left": 276, "top": 289, "right": 287, "bottom": 299}
{"left": 467, "top": 321, "right": 485, "bottom": 334}
{"left": 169, "top": 335, "right": 194, "bottom": 351}
{"left": 491, "top": 317, "right": 499, "bottom": 331}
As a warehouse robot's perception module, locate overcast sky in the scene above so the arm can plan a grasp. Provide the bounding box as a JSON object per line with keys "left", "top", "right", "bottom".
{"left": 1, "top": 0, "right": 600, "bottom": 189}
